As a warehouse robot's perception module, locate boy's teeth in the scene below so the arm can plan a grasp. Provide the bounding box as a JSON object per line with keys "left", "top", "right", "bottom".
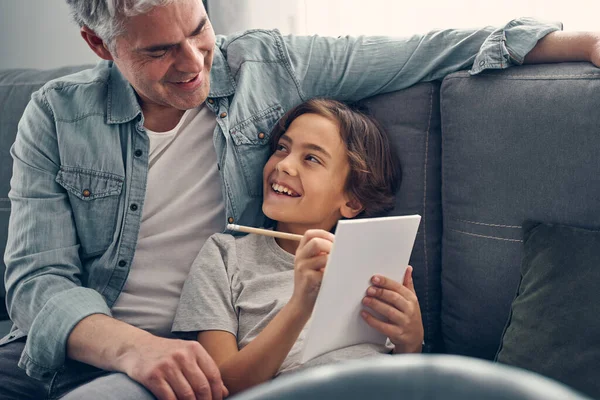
{"left": 272, "top": 183, "right": 295, "bottom": 196}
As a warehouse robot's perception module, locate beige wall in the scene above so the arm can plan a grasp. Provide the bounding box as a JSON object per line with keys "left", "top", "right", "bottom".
{"left": 0, "top": 0, "right": 99, "bottom": 70}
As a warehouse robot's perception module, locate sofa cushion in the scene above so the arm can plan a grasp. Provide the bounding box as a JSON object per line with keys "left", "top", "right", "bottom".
{"left": 0, "top": 66, "right": 92, "bottom": 307}
{"left": 359, "top": 82, "right": 443, "bottom": 352}
{"left": 439, "top": 62, "right": 600, "bottom": 360}
{"left": 496, "top": 221, "right": 600, "bottom": 399}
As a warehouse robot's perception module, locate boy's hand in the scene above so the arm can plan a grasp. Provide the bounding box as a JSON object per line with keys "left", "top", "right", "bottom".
{"left": 361, "top": 266, "right": 424, "bottom": 354}
{"left": 290, "top": 229, "right": 334, "bottom": 315}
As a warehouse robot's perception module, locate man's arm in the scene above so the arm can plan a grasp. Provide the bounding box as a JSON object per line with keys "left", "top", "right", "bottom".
{"left": 524, "top": 31, "right": 600, "bottom": 65}
{"left": 67, "top": 314, "right": 226, "bottom": 400}
{"left": 5, "top": 90, "right": 225, "bottom": 400}
{"left": 277, "top": 18, "right": 597, "bottom": 102}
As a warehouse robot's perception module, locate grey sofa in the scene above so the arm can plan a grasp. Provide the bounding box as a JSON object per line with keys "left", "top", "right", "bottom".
{"left": 1, "top": 62, "right": 599, "bottom": 393}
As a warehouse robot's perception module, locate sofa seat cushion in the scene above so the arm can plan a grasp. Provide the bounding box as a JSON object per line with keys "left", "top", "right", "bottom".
{"left": 496, "top": 221, "right": 600, "bottom": 399}
{"left": 440, "top": 62, "right": 600, "bottom": 359}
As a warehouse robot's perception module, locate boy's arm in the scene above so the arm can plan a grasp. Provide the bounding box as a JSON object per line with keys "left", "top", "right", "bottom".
{"left": 198, "top": 300, "right": 310, "bottom": 395}
{"left": 189, "top": 230, "right": 334, "bottom": 395}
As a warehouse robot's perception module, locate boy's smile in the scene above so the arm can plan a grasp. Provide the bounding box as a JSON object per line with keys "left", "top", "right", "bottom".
{"left": 262, "top": 113, "right": 358, "bottom": 236}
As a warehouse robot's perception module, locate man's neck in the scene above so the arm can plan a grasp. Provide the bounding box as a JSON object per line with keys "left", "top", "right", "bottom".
{"left": 142, "top": 105, "right": 187, "bottom": 133}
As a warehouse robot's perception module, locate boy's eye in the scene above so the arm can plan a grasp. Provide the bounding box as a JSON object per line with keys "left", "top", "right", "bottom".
{"left": 275, "top": 143, "right": 288, "bottom": 152}
{"left": 306, "top": 155, "right": 321, "bottom": 164}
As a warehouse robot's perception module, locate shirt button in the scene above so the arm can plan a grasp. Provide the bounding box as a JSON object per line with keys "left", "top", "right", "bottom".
{"left": 217, "top": 163, "right": 220, "bottom": 171}
{"left": 134, "top": 149, "right": 143, "bottom": 157}
{"left": 258, "top": 132, "right": 265, "bottom": 139}
{"left": 130, "top": 204, "right": 138, "bottom": 211}
{"left": 118, "top": 260, "right": 127, "bottom": 267}
{"left": 479, "top": 60, "right": 486, "bottom": 66}
{"left": 208, "top": 99, "right": 214, "bottom": 104}
{"left": 228, "top": 217, "right": 234, "bottom": 224}
{"left": 220, "top": 112, "right": 228, "bottom": 118}
{"left": 82, "top": 189, "right": 91, "bottom": 198}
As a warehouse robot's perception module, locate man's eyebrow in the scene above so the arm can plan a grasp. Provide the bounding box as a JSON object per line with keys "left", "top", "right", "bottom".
{"left": 137, "top": 16, "right": 208, "bottom": 52}
{"left": 280, "top": 134, "right": 331, "bottom": 159}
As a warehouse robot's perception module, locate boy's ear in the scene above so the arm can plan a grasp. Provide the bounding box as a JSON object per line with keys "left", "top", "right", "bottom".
{"left": 80, "top": 26, "right": 114, "bottom": 61}
{"left": 341, "top": 198, "right": 363, "bottom": 219}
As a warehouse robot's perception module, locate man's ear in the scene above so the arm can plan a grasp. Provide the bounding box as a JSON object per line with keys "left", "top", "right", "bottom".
{"left": 80, "top": 26, "right": 114, "bottom": 61}
{"left": 341, "top": 198, "right": 363, "bottom": 219}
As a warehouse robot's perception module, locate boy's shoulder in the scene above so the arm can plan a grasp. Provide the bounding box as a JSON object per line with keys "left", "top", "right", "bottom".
{"left": 206, "top": 232, "right": 265, "bottom": 253}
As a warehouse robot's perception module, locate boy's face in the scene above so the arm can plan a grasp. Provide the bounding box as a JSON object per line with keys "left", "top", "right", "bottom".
{"left": 262, "top": 113, "right": 359, "bottom": 233}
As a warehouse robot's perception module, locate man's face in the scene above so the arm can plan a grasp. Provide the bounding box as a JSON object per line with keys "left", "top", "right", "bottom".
{"left": 110, "top": 0, "right": 215, "bottom": 114}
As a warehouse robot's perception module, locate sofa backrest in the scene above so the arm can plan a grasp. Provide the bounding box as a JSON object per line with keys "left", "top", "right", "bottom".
{"left": 358, "top": 86, "right": 443, "bottom": 352}
{"left": 440, "top": 62, "right": 600, "bottom": 359}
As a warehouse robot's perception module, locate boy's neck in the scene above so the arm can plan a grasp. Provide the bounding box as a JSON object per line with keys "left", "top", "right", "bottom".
{"left": 273, "top": 222, "right": 305, "bottom": 254}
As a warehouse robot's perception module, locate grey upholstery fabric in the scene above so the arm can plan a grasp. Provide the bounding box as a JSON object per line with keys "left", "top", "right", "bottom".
{"left": 358, "top": 84, "right": 443, "bottom": 352}
{"left": 496, "top": 221, "right": 600, "bottom": 399}
{"left": 230, "top": 355, "right": 593, "bottom": 400}
{"left": 0, "top": 66, "right": 92, "bottom": 307}
{"left": 440, "top": 62, "right": 600, "bottom": 359}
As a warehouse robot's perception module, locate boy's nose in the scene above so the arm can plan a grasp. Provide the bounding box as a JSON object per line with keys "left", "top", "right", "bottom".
{"left": 276, "top": 158, "right": 298, "bottom": 176}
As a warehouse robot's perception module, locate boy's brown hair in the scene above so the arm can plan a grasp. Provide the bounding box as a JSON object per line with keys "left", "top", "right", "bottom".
{"left": 269, "top": 98, "right": 401, "bottom": 218}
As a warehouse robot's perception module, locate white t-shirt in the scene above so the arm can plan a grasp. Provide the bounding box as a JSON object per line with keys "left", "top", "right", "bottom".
{"left": 111, "top": 105, "right": 224, "bottom": 337}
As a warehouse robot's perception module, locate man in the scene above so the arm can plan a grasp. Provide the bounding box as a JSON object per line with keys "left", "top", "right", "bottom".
{"left": 1, "top": 0, "right": 598, "bottom": 399}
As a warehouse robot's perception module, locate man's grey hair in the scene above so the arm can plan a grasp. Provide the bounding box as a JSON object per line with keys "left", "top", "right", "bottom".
{"left": 65, "top": 0, "right": 179, "bottom": 50}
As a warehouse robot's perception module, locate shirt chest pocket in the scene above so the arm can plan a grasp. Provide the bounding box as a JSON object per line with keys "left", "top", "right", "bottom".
{"left": 230, "top": 105, "right": 285, "bottom": 197}
{"left": 55, "top": 167, "right": 124, "bottom": 256}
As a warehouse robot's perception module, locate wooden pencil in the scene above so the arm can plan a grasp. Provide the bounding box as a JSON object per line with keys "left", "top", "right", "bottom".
{"left": 226, "top": 224, "right": 303, "bottom": 241}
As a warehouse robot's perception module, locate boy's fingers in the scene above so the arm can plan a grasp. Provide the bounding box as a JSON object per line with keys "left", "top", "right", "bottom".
{"left": 297, "top": 254, "right": 329, "bottom": 272}
{"left": 403, "top": 266, "right": 416, "bottom": 293}
{"left": 299, "top": 237, "right": 333, "bottom": 258}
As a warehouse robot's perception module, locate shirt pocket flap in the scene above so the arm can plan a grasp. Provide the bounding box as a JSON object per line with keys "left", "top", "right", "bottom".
{"left": 229, "top": 104, "right": 284, "bottom": 146}
{"left": 55, "top": 167, "right": 124, "bottom": 201}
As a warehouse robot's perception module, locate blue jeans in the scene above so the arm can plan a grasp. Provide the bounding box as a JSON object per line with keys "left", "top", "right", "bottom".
{"left": 0, "top": 338, "right": 154, "bottom": 399}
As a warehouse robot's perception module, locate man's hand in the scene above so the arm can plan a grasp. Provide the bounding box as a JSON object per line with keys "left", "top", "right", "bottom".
{"left": 360, "top": 266, "right": 424, "bottom": 354}
{"left": 119, "top": 334, "right": 228, "bottom": 400}
{"left": 67, "top": 314, "right": 227, "bottom": 400}
{"left": 290, "top": 229, "right": 334, "bottom": 314}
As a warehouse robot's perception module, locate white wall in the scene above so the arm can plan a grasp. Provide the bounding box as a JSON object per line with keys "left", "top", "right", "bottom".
{"left": 0, "top": 0, "right": 99, "bottom": 70}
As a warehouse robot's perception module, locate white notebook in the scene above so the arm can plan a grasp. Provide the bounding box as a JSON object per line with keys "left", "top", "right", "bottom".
{"left": 300, "top": 215, "right": 421, "bottom": 363}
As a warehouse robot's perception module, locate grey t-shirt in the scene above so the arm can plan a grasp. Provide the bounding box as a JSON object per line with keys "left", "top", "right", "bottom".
{"left": 172, "top": 232, "right": 390, "bottom": 375}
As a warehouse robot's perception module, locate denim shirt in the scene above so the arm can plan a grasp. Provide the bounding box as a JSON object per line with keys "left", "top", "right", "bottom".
{"left": 2, "top": 18, "right": 560, "bottom": 380}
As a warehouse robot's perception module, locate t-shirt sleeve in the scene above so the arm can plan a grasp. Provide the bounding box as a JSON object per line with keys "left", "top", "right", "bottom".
{"left": 172, "top": 233, "right": 238, "bottom": 337}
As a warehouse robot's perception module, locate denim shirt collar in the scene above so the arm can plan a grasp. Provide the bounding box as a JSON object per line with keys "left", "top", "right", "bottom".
{"left": 208, "top": 45, "right": 236, "bottom": 98}
{"left": 105, "top": 46, "right": 234, "bottom": 124}
{"left": 106, "top": 62, "right": 142, "bottom": 125}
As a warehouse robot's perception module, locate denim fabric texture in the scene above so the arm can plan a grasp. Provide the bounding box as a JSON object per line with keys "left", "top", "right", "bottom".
{"left": 1, "top": 19, "right": 561, "bottom": 380}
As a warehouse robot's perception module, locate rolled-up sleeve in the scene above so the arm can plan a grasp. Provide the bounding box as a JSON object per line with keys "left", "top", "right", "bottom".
{"left": 470, "top": 17, "right": 563, "bottom": 74}
{"left": 4, "top": 90, "right": 111, "bottom": 380}
{"left": 281, "top": 17, "right": 562, "bottom": 101}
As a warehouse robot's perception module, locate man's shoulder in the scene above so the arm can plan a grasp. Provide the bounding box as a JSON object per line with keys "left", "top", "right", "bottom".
{"left": 216, "top": 29, "right": 285, "bottom": 65}
{"left": 40, "top": 61, "right": 111, "bottom": 93}
{"left": 36, "top": 61, "right": 114, "bottom": 121}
